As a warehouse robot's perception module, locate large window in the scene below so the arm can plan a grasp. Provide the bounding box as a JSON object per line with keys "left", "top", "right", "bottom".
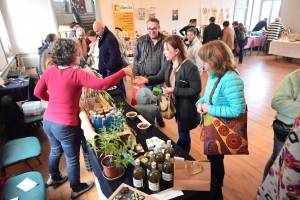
{"left": 260, "top": 0, "right": 281, "bottom": 24}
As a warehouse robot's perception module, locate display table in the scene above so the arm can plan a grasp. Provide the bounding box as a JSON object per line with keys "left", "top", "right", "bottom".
{"left": 0, "top": 75, "right": 38, "bottom": 102}
{"left": 244, "top": 36, "right": 267, "bottom": 56}
{"left": 269, "top": 40, "right": 300, "bottom": 59}
{"left": 79, "top": 96, "right": 222, "bottom": 200}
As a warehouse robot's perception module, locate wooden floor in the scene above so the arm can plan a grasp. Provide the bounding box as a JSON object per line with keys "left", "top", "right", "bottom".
{"left": 5, "top": 53, "right": 300, "bottom": 200}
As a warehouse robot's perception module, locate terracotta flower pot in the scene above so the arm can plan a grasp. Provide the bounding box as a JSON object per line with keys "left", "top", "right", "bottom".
{"left": 101, "top": 156, "right": 118, "bottom": 178}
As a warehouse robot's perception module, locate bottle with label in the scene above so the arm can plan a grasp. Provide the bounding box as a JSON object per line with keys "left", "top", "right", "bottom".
{"left": 148, "top": 162, "right": 160, "bottom": 193}
{"left": 155, "top": 146, "right": 165, "bottom": 172}
{"left": 288, "top": 27, "right": 291, "bottom": 35}
{"left": 105, "top": 113, "right": 110, "bottom": 131}
{"left": 164, "top": 140, "right": 175, "bottom": 163}
{"left": 147, "top": 151, "right": 157, "bottom": 175}
{"left": 160, "top": 141, "right": 166, "bottom": 154}
{"left": 132, "top": 158, "right": 145, "bottom": 189}
{"left": 95, "top": 114, "right": 103, "bottom": 133}
{"left": 162, "top": 153, "right": 174, "bottom": 183}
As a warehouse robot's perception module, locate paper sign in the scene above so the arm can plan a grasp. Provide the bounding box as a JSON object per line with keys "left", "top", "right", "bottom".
{"left": 17, "top": 178, "right": 38, "bottom": 192}
{"left": 151, "top": 187, "right": 184, "bottom": 199}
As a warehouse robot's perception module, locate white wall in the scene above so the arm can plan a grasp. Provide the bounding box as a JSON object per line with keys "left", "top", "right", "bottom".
{"left": 0, "top": 0, "right": 58, "bottom": 54}
{"left": 280, "top": 0, "right": 300, "bottom": 33}
{"left": 97, "top": 0, "right": 235, "bottom": 36}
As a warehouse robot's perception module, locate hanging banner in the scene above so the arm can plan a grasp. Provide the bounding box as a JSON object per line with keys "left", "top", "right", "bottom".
{"left": 138, "top": 8, "right": 145, "bottom": 20}
{"left": 201, "top": 7, "right": 230, "bottom": 25}
{"left": 113, "top": 4, "right": 135, "bottom": 37}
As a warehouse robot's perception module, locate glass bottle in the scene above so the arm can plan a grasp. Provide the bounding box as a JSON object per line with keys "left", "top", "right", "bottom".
{"left": 155, "top": 146, "right": 165, "bottom": 172}
{"left": 162, "top": 153, "right": 174, "bottom": 183}
{"left": 164, "top": 140, "right": 175, "bottom": 163}
{"left": 132, "top": 158, "right": 145, "bottom": 189}
{"left": 147, "top": 151, "right": 157, "bottom": 175}
{"left": 148, "top": 162, "right": 160, "bottom": 193}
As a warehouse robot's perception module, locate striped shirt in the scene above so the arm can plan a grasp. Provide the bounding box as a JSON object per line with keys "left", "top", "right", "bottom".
{"left": 266, "top": 21, "right": 285, "bottom": 41}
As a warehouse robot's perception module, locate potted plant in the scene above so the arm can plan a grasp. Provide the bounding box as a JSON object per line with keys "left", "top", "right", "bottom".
{"left": 88, "top": 122, "right": 134, "bottom": 178}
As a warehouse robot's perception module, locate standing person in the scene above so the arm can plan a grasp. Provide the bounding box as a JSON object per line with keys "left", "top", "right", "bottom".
{"left": 71, "top": 27, "right": 88, "bottom": 67}
{"left": 232, "top": 21, "right": 243, "bottom": 64}
{"left": 196, "top": 40, "right": 246, "bottom": 188}
{"left": 93, "top": 20, "right": 127, "bottom": 99}
{"left": 221, "top": 21, "right": 234, "bottom": 51}
{"left": 38, "top": 33, "right": 59, "bottom": 75}
{"left": 239, "top": 23, "right": 248, "bottom": 55}
{"left": 252, "top": 18, "right": 268, "bottom": 32}
{"left": 264, "top": 17, "right": 285, "bottom": 54}
{"left": 202, "top": 17, "right": 222, "bottom": 44}
{"left": 135, "top": 35, "right": 201, "bottom": 153}
{"left": 86, "top": 30, "right": 99, "bottom": 70}
{"left": 133, "top": 17, "right": 167, "bottom": 127}
{"left": 261, "top": 69, "right": 300, "bottom": 183}
{"left": 68, "top": 22, "right": 79, "bottom": 38}
{"left": 41, "top": 34, "right": 59, "bottom": 73}
{"left": 179, "top": 19, "right": 200, "bottom": 38}
{"left": 34, "top": 38, "right": 133, "bottom": 199}
{"left": 186, "top": 27, "right": 203, "bottom": 75}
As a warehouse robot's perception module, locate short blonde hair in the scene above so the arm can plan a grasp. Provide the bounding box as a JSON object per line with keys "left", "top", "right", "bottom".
{"left": 198, "top": 40, "right": 237, "bottom": 77}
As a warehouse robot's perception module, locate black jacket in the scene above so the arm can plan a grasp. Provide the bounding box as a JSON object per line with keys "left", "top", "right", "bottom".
{"left": 179, "top": 25, "right": 200, "bottom": 36}
{"left": 147, "top": 60, "right": 201, "bottom": 132}
{"left": 202, "top": 23, "right": 222, "bottom": 44}
{"left": 98, "top": 26, "right": 122, "bottom": 73}
{"left": 252, "top": 20, "right": 268, "bottom": 31}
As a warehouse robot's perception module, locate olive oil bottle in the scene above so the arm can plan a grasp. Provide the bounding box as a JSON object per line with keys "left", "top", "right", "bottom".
{"left": 162, "top": 153, "right": 174, "bottom": 183}
{"left": 164, "top": 140, "right": 175, "bottom": 163}
{"left": 148, "top": 162, "right": 160, "bottom": 193}
{"left": 155, "top": 146, "right": 165, "bottom": 172}
{"left": 147, "top": 151, "right": 157, "bottom": 175}
{"left": 132, "top": 158, "right": 145, "bottom": 189}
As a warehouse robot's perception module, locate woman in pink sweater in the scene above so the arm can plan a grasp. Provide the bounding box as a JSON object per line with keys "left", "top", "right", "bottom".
{"left": 34, "top": 38, "right": 132, "bottom": 199}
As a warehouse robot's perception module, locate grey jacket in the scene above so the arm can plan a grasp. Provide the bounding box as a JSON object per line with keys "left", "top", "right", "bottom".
{"left": 147, "top": 59, "right": 201, "bottom": 131}
{"left": 133, "top": 33, "right": 167, "bottom": 76}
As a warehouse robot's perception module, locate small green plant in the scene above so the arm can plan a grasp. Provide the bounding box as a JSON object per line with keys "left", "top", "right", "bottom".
{"left": 88, "top": 122, "right": 134, "bottom": 169}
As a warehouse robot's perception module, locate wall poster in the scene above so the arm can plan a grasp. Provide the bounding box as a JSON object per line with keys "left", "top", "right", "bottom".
{"left": 201, "top": 7, "right": 230, "bottom": 25}
{"left": 138, "top": 8, "right": 145, "bottom": 20}
{"left": 149, "top": 7, "right": 156, "bottom": 18}
{"left": 113, "top": 4, "right": 135, "bottom": 37}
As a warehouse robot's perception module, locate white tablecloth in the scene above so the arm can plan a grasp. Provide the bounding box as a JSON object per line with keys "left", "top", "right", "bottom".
{"left": 269, "top": 40, "right": 300, "bottom": 59}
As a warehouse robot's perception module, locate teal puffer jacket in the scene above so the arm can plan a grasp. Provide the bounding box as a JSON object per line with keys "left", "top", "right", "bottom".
{"left": 196, "top": 70, "right": 246, "bottom": 118}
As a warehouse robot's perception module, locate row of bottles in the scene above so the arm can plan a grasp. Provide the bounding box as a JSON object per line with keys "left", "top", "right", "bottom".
{"left": 133, "top": 152, "right": 174, "bottom": 193}
{"left": 92, "top": 110, "right": 124, "bottom": 133}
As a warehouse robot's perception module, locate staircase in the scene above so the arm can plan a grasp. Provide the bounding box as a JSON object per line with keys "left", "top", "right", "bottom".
{"left": 70, "top": 0, "right": 96, "bottom": 32}
{"left": 78, "top": 13, "right": 96, "bottom": 32}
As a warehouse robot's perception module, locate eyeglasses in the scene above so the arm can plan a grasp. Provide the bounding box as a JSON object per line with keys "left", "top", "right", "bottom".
{"left": 147, "top": 27, "right": 158, "bottom": 31}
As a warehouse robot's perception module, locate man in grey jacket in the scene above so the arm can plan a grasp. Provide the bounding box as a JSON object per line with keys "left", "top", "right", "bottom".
{"left": 133, "top": 17, "right": 166, "bottom": 127}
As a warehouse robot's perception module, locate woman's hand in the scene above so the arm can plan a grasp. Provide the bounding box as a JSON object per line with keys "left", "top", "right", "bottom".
{"left": 201, "top": 103, "right": 210, "bottom": 114}
{"left": 162, "top": 87, "right": 174, "bottom": 94}
{"left": 134, "top": 76, "right": 149, "bottom": 84}
{"left": 197, "top": 103, "right": 203, "bottom": 114}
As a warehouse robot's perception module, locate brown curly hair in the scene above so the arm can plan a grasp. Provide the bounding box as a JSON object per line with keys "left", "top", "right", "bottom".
{"left": 50, "top": 38, "right": 79, "bottom": 66}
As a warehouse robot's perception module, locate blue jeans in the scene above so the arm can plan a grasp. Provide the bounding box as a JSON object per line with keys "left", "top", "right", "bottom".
{"left": 176, "top": 120, "right": 191, "bottom": 153}
{"left": 262, "top": 134, "right": 284, "bottom": 183}
{"left": 107, "top": 71, "right": 126, "bottom": 99}
{"left": 43, "top": 119, "right": 81, "bottom": 189}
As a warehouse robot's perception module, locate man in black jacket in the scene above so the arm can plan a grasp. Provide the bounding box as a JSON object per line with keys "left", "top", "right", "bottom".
{"left": 133, "top": 18, "right": 166, "bottom": 127}
{"left": 202, "top": 17, "right": 221, "bottom": 44}
{"left": 252, "top": 18, "right": 268, "bottom": 31}
{"left": 93, "top": 20, "right": 126, "bottom": 99}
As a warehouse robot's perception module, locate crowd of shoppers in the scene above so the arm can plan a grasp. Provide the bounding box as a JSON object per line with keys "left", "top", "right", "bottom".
{"left": 34, "top": 15, "right": 292, "bottom": 200}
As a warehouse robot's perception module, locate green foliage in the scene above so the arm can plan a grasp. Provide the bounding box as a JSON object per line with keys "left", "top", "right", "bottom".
{"left": 88, "top": 121, "right": 134, "bottom": 169}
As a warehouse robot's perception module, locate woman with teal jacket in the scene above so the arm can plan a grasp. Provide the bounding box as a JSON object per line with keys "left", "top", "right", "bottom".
{"left": 196, "top": 40, "right": 246, "bottom": 189}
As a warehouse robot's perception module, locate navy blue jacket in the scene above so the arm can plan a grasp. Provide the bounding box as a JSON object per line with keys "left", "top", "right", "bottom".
{"left": 98, "top": 26, "right": 122, "bottom": 73}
